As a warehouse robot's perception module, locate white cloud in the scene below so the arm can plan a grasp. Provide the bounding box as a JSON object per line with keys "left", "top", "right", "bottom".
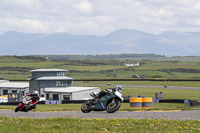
{"left": 187, "top": 18, "right": 200, "bottom": 26}
{"left": 1, "top": 0, "right": 200, "bottom": 35}
{"left": 193, "top": 2, "right": 200, "bottom": 10}
{"left": 0, "top": 17, "right": 45, "bottom": 33}
{"left": 76, "top": 1, "right": 93, "bottom": 15}
{"left": 1, "top": 0, "right": 40, "bottom": 8}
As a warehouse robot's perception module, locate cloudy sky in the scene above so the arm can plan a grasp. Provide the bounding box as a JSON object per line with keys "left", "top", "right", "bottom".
{"left": 0, "top": 0, "right": 200, "bottom": 35}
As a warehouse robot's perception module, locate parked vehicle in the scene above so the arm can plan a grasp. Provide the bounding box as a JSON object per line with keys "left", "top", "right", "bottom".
{"left": 0, "top": 95, "right": 8, "bottom": 103}
{"left": 15, "top": 95, "right": 38, "bottom": 112}
{"left": 81, "top": 85, "right": 124, "bottom": 113}
{"left": 39, "top": 96, "right": 46, "bottom": 101}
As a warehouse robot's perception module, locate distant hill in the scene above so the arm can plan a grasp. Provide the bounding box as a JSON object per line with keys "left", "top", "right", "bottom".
{"left": 36, "top": 54, "right": 200, "bottom": 61}
{"left": 0, "top": 29, "right": 200, "bottom": 56}
{"left": 38, "top": 54, "right": 165, "bottom": 60}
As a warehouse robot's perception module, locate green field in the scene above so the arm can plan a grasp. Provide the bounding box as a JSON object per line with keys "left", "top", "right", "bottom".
{"left": 75, "top": 80, "right": 200, "bottom": 87}
{"left": 73, "top": 83, "right": 200, "bottom": 101}
{"left": 0, "top": 56, "right": 200, "bottom": 80}
{"left": 1, "top": 55, "right": 200, "bottom": 132}
{"left": 0, "top": 116, "right": 200, "bottom": 133}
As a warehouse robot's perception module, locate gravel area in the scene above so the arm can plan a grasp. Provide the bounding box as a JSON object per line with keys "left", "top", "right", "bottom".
{"left": 1, "top": 110, "right": 200, "bottom": 120}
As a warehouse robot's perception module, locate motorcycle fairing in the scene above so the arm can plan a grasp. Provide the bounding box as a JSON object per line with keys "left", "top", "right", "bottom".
{"left": 92, "top": 94, "right": 117, "bottom": 111}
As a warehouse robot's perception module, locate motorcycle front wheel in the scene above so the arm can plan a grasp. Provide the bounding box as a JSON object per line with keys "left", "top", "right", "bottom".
{"left": 15, "top": 104, "right": 23, "bottom": 112}
{"left": 81, "top": 101, "right": 92, "bottom": 113}
{"left": 106, "top": 99, "right": 121, "bottom": 113}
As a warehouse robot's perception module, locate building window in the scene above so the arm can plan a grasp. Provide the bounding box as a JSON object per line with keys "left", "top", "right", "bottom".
{"left": 9, "top": 93, "right": 18, "bottom": 98}
{"left": 57, "top": 72, "right": 65, "bottom": 76}
{"left": 53, "top": 94, "right": 59, "bottom": 100}
{"left": 67, "top": 81, "right": 72, "bottom": 87}
{"left": 12, "top": 90, "right": 17, "bottom": 93}
{"left": 63, "top": 95, "right": 70, "bottom": 101}
{"left": 56, "top": 81, "right": 66, "bottom": 87}
{"left": 3, "top": 90, "right": 8, "bottom": 95}
{"left": 67, "top": 83, "right": 71, "bottom": 87}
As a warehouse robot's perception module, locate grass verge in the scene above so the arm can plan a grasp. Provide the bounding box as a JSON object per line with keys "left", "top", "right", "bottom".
{"left": 0, "top": 117, "right": 200, "bottom": 133}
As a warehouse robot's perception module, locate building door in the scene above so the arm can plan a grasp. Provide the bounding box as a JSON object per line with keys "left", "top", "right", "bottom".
{"left": 63, "top": 95, "right": 70, "bottom": 101}
{"left": 46, "top": 94, "right": 49, "bottom": 100}
{"left": 21, "top": 91, "right": 24, "bottom": 96}
{"left": 3, "top": 90, "right": 8, "bottom": 95}
{"left": 53, "top": 94, "right": 59, "bottom": 100}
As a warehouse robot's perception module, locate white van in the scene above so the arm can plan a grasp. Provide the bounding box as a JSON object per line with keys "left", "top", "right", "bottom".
{"left": 0, "top": 95, "right": 8, "bottom": 103}
{"left": 39, "top": 96, "right": 46, "bottom": 101}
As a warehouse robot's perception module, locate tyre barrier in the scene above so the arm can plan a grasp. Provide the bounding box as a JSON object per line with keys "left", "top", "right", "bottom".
{"left": 142, "top": 97, "right": 153, "bottom": 109}
{"left": 129, "top": 97, "right": 143, "bottom": 109}
{"left": 159, "top": 99, "right": 185, "bottom": 103}
{"left": 130, "top": 97, "right": 152, "bottom": 109}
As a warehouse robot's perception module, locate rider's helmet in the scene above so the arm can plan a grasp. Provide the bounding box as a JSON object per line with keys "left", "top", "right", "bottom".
{"left": 31, "top": 91, "right": 39, "bottom": 101}
{"left": 32, "top": 91, "right": 39, "bottom": 96}
{"left": 116, "top": 85, "right": 123, "bottom": 93}
{"left": 116, "top": 85, "right": 123, "bottom": 90}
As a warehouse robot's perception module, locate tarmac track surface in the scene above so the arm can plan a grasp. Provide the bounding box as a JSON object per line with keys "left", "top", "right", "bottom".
{"left": 1, "top": 110, "right": 200, "bottom": 120}
{"left": 75, "top": 84, "right": 200, "bottom": 90}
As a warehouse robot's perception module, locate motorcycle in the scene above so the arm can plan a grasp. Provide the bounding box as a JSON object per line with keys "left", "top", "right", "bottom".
{"left": 15, "top": 96, "right": 37, "bottom": 112}
{"left": 81, "top": 87, "right": 124, "bottom": 113}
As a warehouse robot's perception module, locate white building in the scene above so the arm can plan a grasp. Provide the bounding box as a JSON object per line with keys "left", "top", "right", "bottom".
{"left": 41, "top": 87, "right": 100, "bottom": 100}
{"left": 0, "top": 80, "right": 29, "bottom": 96}
{"left": 124, "top": 62, "right": 140, "bottom": 67}
{"left": 0, "top": 69, "right": 101, "bottom": 102}
{"left": 29, "top": 69, "right": 100, "bottom": 101}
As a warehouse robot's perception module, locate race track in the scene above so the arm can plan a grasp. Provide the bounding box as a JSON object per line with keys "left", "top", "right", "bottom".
{"left": 75, "top": 84, "right": 200, "bottom": 90}
{"left": 1, "top": 110, "right": 200, "bottom": 120}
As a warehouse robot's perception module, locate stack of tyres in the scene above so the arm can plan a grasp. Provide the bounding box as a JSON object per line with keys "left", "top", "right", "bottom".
{"left": 130, "top": 97, "right": 152, "bottom": 109}
{"left": 129, "top": 97, "right": 143, "bottom": 109}
{"left": 142, "top": 97, "right": 152, "bottom": 109}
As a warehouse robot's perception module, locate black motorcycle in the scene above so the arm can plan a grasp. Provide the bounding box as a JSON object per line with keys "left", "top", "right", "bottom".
{"left": 81, "top": 87, "right": 124, "bottom": 113}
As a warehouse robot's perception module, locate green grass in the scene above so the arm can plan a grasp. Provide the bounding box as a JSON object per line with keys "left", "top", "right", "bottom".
{"left": 1, "top": 102, "right": 200, "bottom": 112}
{"left": 75, "top": 80, "right": 200, "bottom": 87}
{"left": 0, "top": 104, "right": 81, "bottom": 112}
{"left": 135, "top": 61, "right": 200, "bottom": 70}
{"left": 1, "top": 56, "right": 200, "bottom": 80}
{"left": 122, "top": 87, "right": 200, "bottom": 101}
{"left": 0, "top": 116, "right": 200, "bottom": 133}
{"left": 74, "top": 83, "right": 200, "bottom": 101}
{"left": 58, "top": 65, "right": 126, "bottom": 71}
{"left": 116, "top": 70, "right": 171, "bottom": 78}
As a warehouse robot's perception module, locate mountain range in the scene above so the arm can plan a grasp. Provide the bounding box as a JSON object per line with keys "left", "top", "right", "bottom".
{"left": 0, "top": 29, "right": 200, "bottom": 56}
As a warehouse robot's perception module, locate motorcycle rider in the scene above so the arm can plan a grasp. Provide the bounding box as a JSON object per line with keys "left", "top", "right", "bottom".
{"left": 94, "top": 85, "right": 123, "bottom": 100}
{"left": 24, "top": 91, "right": 40, "bottom": 111}
{"left": 115, "top": 85, "right": 123, "bottom": 93}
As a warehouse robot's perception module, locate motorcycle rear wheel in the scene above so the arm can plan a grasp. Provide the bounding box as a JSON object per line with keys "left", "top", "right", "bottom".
{"left": 15, "top": 105, "right": 22, "bottom": 112}
{"left": 81, "top": 101, "right": 92, "bottom": 113}
{"left": 106, "top": 99, "right": 121, "bottom": 113}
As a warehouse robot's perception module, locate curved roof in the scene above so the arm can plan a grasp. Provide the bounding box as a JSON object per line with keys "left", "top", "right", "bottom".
{"left": 45, "top": 87, "right": 100, "bottom": 93}
{"left": 30, "top": 69, "right": 68, "bottom": 72}
{"left": 36, "top": 76, "right": 74, "bottom": 80}
{"left": 0, "top": 81, "right": 29, "bottom": 88}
